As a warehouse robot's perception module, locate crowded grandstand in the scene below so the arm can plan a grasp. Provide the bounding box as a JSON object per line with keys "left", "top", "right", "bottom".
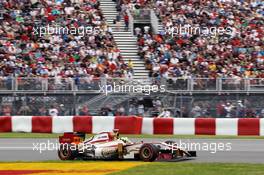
{"left": 0, "top": 0, "right": 263, "bottom": 118}
{"left": 0, "top": 1, "right": 264, "bottom": 173}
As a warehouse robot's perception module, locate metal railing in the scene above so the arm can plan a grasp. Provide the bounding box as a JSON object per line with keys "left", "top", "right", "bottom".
{"left": 1, "top": 92, "right": 264, "bottom": 117}
{"left": 0, "top": 77, "right": 264, "bottom": 93}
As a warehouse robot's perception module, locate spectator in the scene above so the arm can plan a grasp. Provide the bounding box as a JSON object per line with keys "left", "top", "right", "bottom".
{"left": 100, "top": 105, "right": 114, "bottom": 116}
{"left": 116, "top": 105, "right": 125, "bottom": 115}
{"left": 260, "top": 108, "right": 264, "bottom": 118}
{"left": 0, "top": 0, "right": 132, "bottom": 79}
{"left": 49, "top": 105, "right": 59, "bottom": 117}
{"left": 128, "top": 104, "right": 137, "bottom": 115}
{"left": 124, "top": 13, "right": 129, "bottom": 31}
{"left": 134, "top": 27, "right": 141, "bottom": 36}
{"left": 1, "top": 104, "right": 12, "bottom": 116}
{"left": 236, "top": 100, "right": 245, "bottom": 117}
{"left": 17, "top": 102, "right": 32, "bottom": 115}
{"left": 137, "top": 103, "right": 144, "bottom": 116}
{"left": 38, "top": 106, "right": 47, "bottom": 116}
{"left": 180, "top": 106, "right": 189, "bottom": 118}
{"left": 216, "top": 101, "right": 225, "bottom": 118}
{"left": 79, "top": 106, "right": 90, "bottom": 116}
{"left": 128, "top": 59, "right": 134, "bottom": 73}
{"left": 153, "top": 98, "right": 162, "bottom": 112}
{"left": 223, "top": 102, "right": 234, "bottom": 118}
{"left": 191, "top": 104, "right": 202, "bottom": 118}
{"left": 136, "top": 0, "right": 263, "bottom": 79}
{"left": 59, "top": 104, "right": 66, "bottom": 116}
{"left": 143, "top": 25, "right": 150, "bottom": 34}
{"left": 157, "top": 108, "right": 171, "bottom": 118}
{"left": 115, "top": 12, "right": 122, "bottom": 31}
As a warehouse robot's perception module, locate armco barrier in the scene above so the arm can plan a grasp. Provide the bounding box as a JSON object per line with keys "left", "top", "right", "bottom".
{"left": 0, "top": 116, "right": 264, "bottom": 136}
{"left": 32, "top": 116, "right": 52, "bottom": 133}
{"left": 0, "top": 116, "right": 12, "bottom": 132}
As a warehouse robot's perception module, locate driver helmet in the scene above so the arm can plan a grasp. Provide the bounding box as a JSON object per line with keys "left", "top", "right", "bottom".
{"left": 113, "top": 129, "right": 119, "bottom": 139}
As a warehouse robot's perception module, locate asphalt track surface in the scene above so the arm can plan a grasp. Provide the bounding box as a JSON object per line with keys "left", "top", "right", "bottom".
{"left": 0, "top": 138, "right": 263, "bottom": 163}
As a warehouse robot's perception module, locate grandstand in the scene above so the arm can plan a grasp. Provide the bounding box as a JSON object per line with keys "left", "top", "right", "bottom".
{"left": 0, "top": 0, "right": 263, "bottom": 118}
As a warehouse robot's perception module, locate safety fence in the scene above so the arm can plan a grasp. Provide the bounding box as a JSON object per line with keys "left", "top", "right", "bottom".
{"left": 1, "top": 94, "right": 264, "bottom": 117}
{"left": 0, "top": 116, "right": 263, "bottom": 136}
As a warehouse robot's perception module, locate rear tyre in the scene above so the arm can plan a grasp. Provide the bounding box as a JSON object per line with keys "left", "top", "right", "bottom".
{"left": 58, "top": 144, "right": 78, "bottom": 160}
{"left": 139, "top": 143, "right": 159, "bottom": 162}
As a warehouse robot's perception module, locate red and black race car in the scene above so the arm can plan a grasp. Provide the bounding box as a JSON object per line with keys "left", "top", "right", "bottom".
{"left": 58, "top": 130, "right": 196, "bottom": 162}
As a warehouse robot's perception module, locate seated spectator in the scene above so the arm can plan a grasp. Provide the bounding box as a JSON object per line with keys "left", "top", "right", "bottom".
{"left": 79, "top": 105, "right": 90, "bottom": 116}
{"left": 49, "top": 104, "right": 59, "bottom": 117}
{"left": 157, "top": 108, "right": 171, "bottom": 118}
{"left": 0, "top": 0, "right": 133, "bottom": 80}
{"left": 136, "top": 0, "right": 263, "bottom": 79}
{"left": 17, "top": 102, "right": 32, "bottom": 115}
{"left": 1, "top": 104, "right": 12, "bottom": 116}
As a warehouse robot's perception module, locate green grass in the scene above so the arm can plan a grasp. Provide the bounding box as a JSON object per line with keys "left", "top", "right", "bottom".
{"left": 0, "top": 133, "right": 62, "bottom": 138}
{"left": 0, "top": 133, "right": 264, "bottom": 139}
{"left": 109, "top": 162, "right": 264, "bottom": 175}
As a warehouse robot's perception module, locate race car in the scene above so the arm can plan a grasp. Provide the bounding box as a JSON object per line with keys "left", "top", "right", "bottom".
{"left": 58, "top": 130, "right": 196, "bottom": 162}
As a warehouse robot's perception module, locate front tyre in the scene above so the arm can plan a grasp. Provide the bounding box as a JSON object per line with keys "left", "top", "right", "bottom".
{"left": 139, "top": 143, "right": 159, "bottom": 162}
{"left": 58, "top": 144, "right": 78, "bottom": 160}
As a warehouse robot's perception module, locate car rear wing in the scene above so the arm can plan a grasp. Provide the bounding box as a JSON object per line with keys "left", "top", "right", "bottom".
{"left": 59, "top": 132, "right": 86, "bottom": 144}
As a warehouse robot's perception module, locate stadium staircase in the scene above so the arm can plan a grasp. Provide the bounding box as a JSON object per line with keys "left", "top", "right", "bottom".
{"left": 158, "top": 23, "right": 164, "bottom": 33}
{"left": 100, "top": 0, "right": 149, "bottom": 80}
{"left": 84, "top": 93, "right": 137, "bottom": 114}
{"left": 77, "top": 80, "right": 152, "bottom": 114}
